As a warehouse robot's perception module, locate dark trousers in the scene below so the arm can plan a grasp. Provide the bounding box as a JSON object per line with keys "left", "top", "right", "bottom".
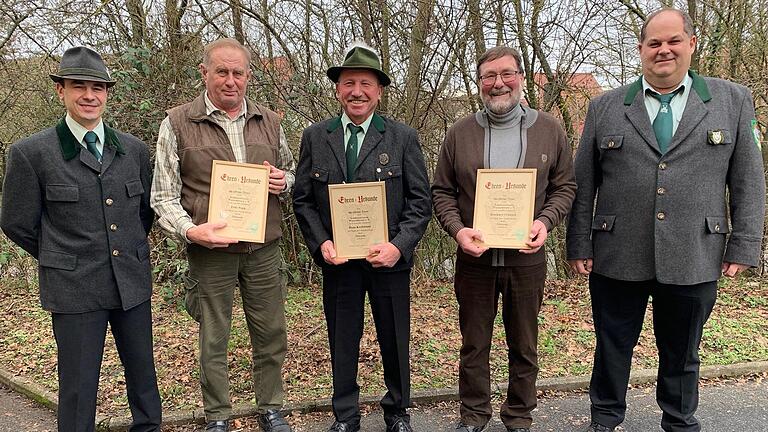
{"left": 52, "top": 300, "right": 161, "bottom": 432}
{"left": 322, "top": 262, "right": 411, "bottom": 425}
{"left": 454, "top": 260, "right": 546, "bottom": 429}
{"left": 589, "top": 272, "right": 717, "bottom": 432}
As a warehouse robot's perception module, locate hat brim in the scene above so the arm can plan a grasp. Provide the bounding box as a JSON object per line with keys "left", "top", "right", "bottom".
{"left": 327, "top": 66, "right": 391, "bottom": 87}
{"left": 50, "top": 74, "right": 117, "bottom": 87}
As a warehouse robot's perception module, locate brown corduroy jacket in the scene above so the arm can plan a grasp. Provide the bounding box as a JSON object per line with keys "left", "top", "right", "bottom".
{"left": 431, "top": 108, "right": 576, "bottom": 267}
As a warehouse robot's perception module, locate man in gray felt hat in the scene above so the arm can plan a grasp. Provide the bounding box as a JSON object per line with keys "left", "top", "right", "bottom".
{"left": 1, "top": 46, "right": 161, "bottom": 432}
{"left": 293, "top": 43, "right": 431, "bottom": 432}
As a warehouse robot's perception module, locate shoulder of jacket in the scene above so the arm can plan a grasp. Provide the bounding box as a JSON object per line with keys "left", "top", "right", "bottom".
{"left": 166, "top": 99, "right": 195, "bottom": 116}
{"left": 111, "top": 129, "right": 147, "bottom": 149}
{"left": 532, "top": 109, "right": 557, "bottom": 124}
{"left": 701, "top": 76, "right": 751, "bottom": 97}
{"left": 13, "top": 127, "right": 57, "bottom": 151}
{"left": 448, "top": 113, "right": 480, "bottom": 132}
{"left": 378, "top": 115, "right": 417, "bottom": 135}
{"left": 247, "top": 98, "right": 281, "bottom": 120}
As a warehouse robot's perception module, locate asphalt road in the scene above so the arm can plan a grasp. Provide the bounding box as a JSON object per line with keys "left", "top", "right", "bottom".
{"left": 0, "top": 384, "right": 56, "bottom": 432}
{"left": 3, "top": 379, "right": 767, "bottom": 431}
{"left": 289, "top": 379, "right": 768, "bottom": 431}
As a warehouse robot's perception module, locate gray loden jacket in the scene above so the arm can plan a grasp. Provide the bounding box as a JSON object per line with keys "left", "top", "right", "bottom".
{"left": 566, "top": 71, "right": 765, "bottom": 285}
{"left": 1, "top": 119, "right": 154, "bottom": 312}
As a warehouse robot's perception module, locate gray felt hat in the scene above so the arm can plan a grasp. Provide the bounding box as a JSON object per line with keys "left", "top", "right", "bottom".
{"left": 50, "top": 46, "right": 116, "bottom": 87}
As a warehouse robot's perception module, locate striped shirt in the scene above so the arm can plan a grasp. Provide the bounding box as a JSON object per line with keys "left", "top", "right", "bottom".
{"left": 150, "top": 93, "right": 296, "bottom": 242}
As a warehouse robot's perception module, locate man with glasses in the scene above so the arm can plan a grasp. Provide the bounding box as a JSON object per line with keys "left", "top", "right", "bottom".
{"left": 432, "top": 46, "right": 576, "bottom": 432}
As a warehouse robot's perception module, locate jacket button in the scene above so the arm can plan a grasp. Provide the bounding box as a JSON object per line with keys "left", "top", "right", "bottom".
{"left": 657, "top": 187, "right": 666, "bottom": 195}
{"left": 112, "top": 249, "right": 120, "bottom": 257}
{"left": 314, "top": 173, "right": 319, "bottom": 178}
{"left": 658, "top": 162, "right": 667, "bottom": 170}
{"left": 388, "top": 171, "right": 393, "bottom": 176}
{"left": 601, "top": 222, "right": 607, "bottom": 230}
{"left": 715, "top": 224, "right": 720, "bottom": 232}
{"left": 657, "top": 212, "right": 666, "bottom": 220}
{"left": 105, "top": 198, "right": 114, "bottom": 206}
{"left": 110, "top": 224, "right": 118, "bottom": 231}
{"left": 607, "top": 141, "right": 615, "bottom": 148}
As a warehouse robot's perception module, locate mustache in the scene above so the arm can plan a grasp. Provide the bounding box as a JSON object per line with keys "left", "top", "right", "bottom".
{"left": 489, "top": 88, "right": 511, "bottom": 96}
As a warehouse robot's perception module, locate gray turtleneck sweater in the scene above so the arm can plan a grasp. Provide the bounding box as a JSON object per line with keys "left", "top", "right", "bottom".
{"left": 481, "top": 104, "right": 524, "bottom": 169}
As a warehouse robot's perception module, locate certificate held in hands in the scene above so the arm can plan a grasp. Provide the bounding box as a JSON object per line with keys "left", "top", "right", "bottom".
{"left": 472, "top": 168, "right": 537, "bottom": 249}
{"left": 328, "top": 181, "right": 389, "bottom": 259}
{"left": 207, "top": 160, "right": 270, "bottom": 243}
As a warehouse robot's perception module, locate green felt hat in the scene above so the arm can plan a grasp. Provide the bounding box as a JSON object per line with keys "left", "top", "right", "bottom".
{"left": 327, "top": 46, "right": 391, "bottom": 87}
{"left": 50, "top": 46, "right": 116, "bottom": 87}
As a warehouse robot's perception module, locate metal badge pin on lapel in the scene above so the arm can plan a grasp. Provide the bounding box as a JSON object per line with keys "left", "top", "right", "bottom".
{"left": 379, "top": 153, "right": 389, "bottom": 165}
{"left": 708, "top": 130, "right": 724, "bottom": 145}
{"left": 541, "top": 154, "right": 548, "bottom": 163}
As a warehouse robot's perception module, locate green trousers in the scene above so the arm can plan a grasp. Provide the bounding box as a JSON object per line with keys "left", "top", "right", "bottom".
{"left": 186, "top": 241, "right": 287, "bottom": 421}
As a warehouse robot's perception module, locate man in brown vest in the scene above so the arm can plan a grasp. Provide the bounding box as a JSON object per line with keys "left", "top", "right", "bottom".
{"left": 150, "top": 38, "right": 295, "bottom": 432}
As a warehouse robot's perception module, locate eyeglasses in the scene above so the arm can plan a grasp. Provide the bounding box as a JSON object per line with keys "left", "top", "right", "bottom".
{"left": 479, "top": 71, "right": 523, "bottom": 86}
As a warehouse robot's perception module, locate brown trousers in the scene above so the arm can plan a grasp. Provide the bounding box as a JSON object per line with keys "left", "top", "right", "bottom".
{"left": 454, "top": 259, "right": 546, "bottom": 429}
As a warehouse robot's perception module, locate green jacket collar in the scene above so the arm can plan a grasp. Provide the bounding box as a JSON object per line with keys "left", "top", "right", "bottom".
{"left": 56, "top": 118, "right": 125, "bottom": 160}
{"left": 327, "top": 112, "right": 386, "bottom": 133}
{"left": 623, "top": 70, "right": 711, "bottom": 105}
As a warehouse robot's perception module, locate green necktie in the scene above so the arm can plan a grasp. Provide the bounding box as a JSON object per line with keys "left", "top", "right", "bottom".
{"left": 346, "top": 124, "right": 363, "bottom": 182}
{"left": 84, "top": 130, "right": 102, "bottom": 162}
{"left": 650, "top": 87, "right": 683, "bottom": 154}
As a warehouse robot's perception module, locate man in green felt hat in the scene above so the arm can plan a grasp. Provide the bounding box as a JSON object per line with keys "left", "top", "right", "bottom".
{"left": 293, "top": 43, "right": 432, "bottom": 432}
{"left": 1, "top": 46, "right": 161, "bottom": 431}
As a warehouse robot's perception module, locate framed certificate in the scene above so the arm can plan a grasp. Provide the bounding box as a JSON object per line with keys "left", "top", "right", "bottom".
{"left": 328, "top": 181, "right": 389, "bottom": 259}
{"left": 207, "top": 160, "right": 270, "bottom": 243}
{"left": 472, "top": 168, "right": 537, "bottom": 249}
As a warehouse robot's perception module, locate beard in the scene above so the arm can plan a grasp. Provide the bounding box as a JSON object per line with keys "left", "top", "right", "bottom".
{"left": 481, "top": 87, "right": 521, "bottom": 115}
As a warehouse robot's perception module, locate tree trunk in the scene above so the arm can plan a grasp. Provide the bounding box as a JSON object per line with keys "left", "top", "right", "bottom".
{"left": 402, "top": 0, "right": 434, "bottom": 125}
{"left": 126, "top": 0, "right": 146, "bottom": 47}
{"left": 231, "top": 0, "right": 245, "bottom": 44}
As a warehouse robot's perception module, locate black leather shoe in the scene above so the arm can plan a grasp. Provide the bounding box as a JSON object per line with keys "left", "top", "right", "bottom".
{"left": 387, "top": 416, "right": 414, "bottom": 432}
{"left": 455, "top": 421, "right": 488, "bottom": 432}
{"left": 205, "top": 420, "right": 229, "bottom": 432}
{"left": 587, "top": 421, "right": 615, "bottom": 432}
{"left": 328, "top": 420, "right": 360, "bottom": 432}
{"left": 258, "top": 409, "right": 292, "bottom": 432}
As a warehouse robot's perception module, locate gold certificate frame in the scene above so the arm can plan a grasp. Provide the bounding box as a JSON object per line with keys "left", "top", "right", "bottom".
{"left": 207, "top": 160, "right": 270, "bottom": 243}
{"left": 328, "top": 181, "right": 389, "bottom": 259}
{"left": 472, "top": 168, "right": 537, "bottom": 249}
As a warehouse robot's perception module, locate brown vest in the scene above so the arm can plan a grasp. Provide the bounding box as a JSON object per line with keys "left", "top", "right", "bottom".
{"left": 167, "top": 93, "right": 283, "bottom": 253}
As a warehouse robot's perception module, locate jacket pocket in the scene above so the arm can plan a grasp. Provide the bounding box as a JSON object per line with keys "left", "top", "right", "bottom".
{"left": 136, "top": 241, "right": 150, "bottom": 261}
{"left": 39, "top": 249, "right": 77, "bottom": 270}
{"left": 45, "top": 184, "right": 79, "bottom": 202}
{"left": 310, "top": 166, "right": 329, "bottom": 183}
{"left": 182, "top": 275, "right": 201, "bottom": 322}
{"left": 591, "top": 214, "right": 616, "bottom": 232}
{"left": 599, "top": 136, "right": 623, "bottom": 150}
{"left": 125, "top": 179, "right": 145, "bottom": 197}
{"left": 705, "top": 216, "right": 730, "bottom": 234}
{"left": 378, "top": 164, "right": 402, "bottom": 181}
